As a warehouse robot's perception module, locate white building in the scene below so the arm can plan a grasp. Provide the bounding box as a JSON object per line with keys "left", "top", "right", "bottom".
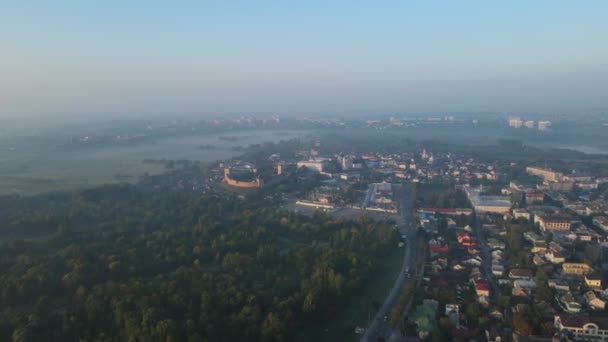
{"left": 538, "top": 120, "right": 552, "bottom": 131}
{"left": 554, "top": 315, "right": 608, "bottom": 341}
{"left": 509, "top": 117, "right": 523, "bottom": 128}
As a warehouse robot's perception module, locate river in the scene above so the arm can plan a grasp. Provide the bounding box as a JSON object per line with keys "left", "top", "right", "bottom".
{"left": 0, "top": 129, "right": 312, "bottom": 195}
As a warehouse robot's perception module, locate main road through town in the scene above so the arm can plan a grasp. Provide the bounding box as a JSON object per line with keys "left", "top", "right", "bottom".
{"left": 361, "top": 185, "right": 418, "bottom": 342}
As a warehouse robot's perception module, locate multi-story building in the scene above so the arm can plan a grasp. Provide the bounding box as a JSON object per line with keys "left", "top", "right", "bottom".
{"left": 545, "top": 181, "right": 575, "bottom": 192}
{"left": 535, "top": 214, "right": 572, "bottom": 231}
{"left": 525, "top": 190, "right": 545, "bottom": 204}
{"left": 562, "top": 263, "right": 594, "bottom": 276}
{"left": 526, "top": 166, "right": 563, "bottom": 182}
{"left": 554, "top": 315, "right": 608, "bottom": 341}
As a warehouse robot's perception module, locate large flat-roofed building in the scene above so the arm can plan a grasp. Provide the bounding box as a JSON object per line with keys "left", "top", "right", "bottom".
{"left": 526, "top": 166, "right": 563, "bottom": 182}
{"left": 463, "top": 185, "right": 511, "bottom": 214}
{"left": 535, "top": 214, "right": 572, "bottom": 232}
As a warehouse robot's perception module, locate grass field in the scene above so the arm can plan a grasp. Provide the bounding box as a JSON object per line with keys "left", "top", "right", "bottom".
{"left": 321, "top": 246, "right": 404, "bottom": 342}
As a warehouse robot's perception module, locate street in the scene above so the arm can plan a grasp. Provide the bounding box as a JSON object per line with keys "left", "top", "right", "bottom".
{"left": 361, "top": 185, "right": 419, "bottom": 342}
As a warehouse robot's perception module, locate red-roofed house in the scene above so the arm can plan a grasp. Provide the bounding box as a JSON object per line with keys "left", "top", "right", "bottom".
{"left": 475, "top": 282, "right": 490, "bottom": 297}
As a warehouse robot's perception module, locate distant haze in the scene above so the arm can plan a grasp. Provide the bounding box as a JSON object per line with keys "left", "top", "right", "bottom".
{"left": 1, "top": 1, "right": 607, "bottom": 118}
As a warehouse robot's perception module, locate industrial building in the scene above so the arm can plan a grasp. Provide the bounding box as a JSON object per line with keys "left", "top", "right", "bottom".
{"left": 463, "top": 185, "right": 511, "bottom": 214}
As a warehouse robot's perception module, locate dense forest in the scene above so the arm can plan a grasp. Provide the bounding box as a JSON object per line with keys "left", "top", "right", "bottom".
{"left": 0, "top": 184, "right": 397, "bottom": 342}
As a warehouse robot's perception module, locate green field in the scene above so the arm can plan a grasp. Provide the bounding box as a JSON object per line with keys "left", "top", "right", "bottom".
{"left": 321, "top": 246, "right": 404, "bottom": 342}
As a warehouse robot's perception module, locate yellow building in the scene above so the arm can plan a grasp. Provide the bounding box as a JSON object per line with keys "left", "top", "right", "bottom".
{"left": 563, "top": 263, "right": 593, "bottom": 276}
{"left": 585, "top": 273, "right": 603, "bottom": 290}
{"left": 526, "top": 166, "right": 563, "bottom": 182}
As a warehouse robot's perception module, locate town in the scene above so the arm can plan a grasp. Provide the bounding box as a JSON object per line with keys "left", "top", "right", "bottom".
{"left": 131, "top": 132, "right": 608, "bottom": 342}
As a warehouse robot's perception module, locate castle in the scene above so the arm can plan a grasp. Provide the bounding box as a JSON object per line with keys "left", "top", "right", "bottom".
{"left": 223, "top": 167, "right": 262, "bottom": 188}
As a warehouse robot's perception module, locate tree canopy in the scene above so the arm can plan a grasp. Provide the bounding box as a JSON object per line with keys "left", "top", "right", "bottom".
{"left": 0, "top": 185, "right": 397, "bottom": 341}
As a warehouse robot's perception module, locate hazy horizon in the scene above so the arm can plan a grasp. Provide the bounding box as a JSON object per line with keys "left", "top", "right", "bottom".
{"left": 2, "top": 1, "right": 607, "bottom": 118}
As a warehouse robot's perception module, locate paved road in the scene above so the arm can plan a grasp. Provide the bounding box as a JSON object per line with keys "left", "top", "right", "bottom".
{"left": 361, "top": 186, "right": 418, "bottom": 342}
{"left": 474, "top": 220, "right": 499, "bottom": 299}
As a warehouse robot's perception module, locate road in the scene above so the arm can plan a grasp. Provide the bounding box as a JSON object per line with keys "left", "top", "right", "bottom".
{"left": 361, "top": 185, "right": 418, "bottom": 342}
{"left": 474, "top": 219, "right": 500, "bottom": 300}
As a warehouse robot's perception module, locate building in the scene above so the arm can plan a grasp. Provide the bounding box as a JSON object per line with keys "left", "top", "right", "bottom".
{"left": 558, "top": 292, "right": 583, "bottom": 313}
{"left": 545, "top": 181, "right": 575, "bottom": 192}
{"left": 531, "top": 241, "right": 547, "bottom": 253}
{"left": 526, "top": 166, "right": 563, "bottom": 182}
{"left": 585, "top": 272, "right": 603, "bottom": 290}
{"left": 535, "top": 214, "right": 571, "bottom": 231}
{"left": 554, "top": 314, "right": 608, "bottom": 341}
{"left": 509, "top": 117, "right": 523, "bottom": 128}
{"left": 593, "top": 217, "right": 608, "bottom": 232}
{"left": 223, "top": 165, "right": 263, "bottom": 188}
{"left": 523, "top": 231, "right": 545, "bottom": 244}
{"left": 463, "top": 185, "right": 511, "bottom": 214}
{"left": 514, "top": 278, "right": 537, "bottom": 290}
{"left": 297, "top": 159, "right": 328, "bottom": 172}
{"left": 524, "top": 120, "right": 535, "bottom": 129}
{"left": 525, "top": 190, "right": 545, "bottom": 204}
{"left": 492, "top": 265, "right": 505, "bottom": 277}
{"left": 445, "top": 304, "right": 460, "bottom": 329}
{"left": 562, "top": 263, "right": 594, "bottom": 276}
{"left": 546, "top": 251, "right": 566, "bottom": 264}
{"left": 513, "top": 208, "right": 531, "bottom": 220}
{"left": 548, "top": 279, "right": 570, "bottom": 291}
{"left": 475, "top": 282, "right": 490, "bottom": 297}
{"left": 419, "top": 208, "right": 474, "bottom": 216}
{"left": 538, "top": 120, "right": 551, "bottom": 131}
{"left": 509, "top": 269, "right": 534, "bottom": 279}
{"left": 585, "top": 291, "right": 606, "bottom": 310}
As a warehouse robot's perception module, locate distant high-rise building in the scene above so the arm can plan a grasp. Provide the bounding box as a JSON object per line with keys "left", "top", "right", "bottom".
{"left": 524, "top": 120, "right": 535, "bottom": 129}
{"left": 538, "top": 120, "right": 551, "bottom": 131}
{"left": 509, "top": 117, "right": 523, "bottom": 128}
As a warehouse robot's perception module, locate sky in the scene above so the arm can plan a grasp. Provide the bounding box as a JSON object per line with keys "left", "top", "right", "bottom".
{"left": 1, "top": 1, "right": 607, "bottom": 118}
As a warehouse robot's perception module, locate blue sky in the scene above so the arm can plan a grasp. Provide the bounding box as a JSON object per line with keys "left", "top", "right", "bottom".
{"left": 1, "top": 1, "right": 607, "bottom": 118}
